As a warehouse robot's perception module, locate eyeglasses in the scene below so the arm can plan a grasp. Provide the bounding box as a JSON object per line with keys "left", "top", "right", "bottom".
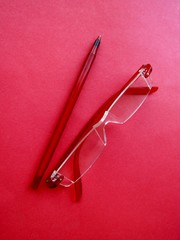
{"left": 46, "top": 64, "right": 156, "bottom": 188}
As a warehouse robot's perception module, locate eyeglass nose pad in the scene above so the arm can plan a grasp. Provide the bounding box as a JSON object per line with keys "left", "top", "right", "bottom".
{"left": 95, "top": 124, "right": 107, "bottom": 145}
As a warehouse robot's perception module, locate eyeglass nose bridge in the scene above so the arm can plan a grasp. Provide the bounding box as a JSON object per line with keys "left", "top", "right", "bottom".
{"left": 93, "top": 111, "right": 109, "bottom": 129}
{"left": 93, "top": 110, "right": 123, "bottom": 145}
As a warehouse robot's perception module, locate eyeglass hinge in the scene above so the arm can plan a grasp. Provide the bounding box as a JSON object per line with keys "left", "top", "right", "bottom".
{"left": 140, "top": 64, "right": 152, "bottom": 78}
{"left": 46, "top": 170, "right": 64, "bottom": 188}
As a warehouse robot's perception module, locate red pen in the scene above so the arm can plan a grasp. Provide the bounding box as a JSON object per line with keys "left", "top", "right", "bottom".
{"left": 32, "top": 36, "right": 101, "bottom": 188}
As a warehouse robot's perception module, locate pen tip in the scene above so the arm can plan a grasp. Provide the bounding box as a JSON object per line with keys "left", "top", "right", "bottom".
{"left": 98, "top": 35, "right": 102, "bottom": 41}
{"left": 94, "top": 35, "right": 101, "bottom": 47}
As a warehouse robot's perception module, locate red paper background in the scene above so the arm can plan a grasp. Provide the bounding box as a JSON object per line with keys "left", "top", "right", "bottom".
{"left": 0, "top": 1, "right": 179, "bottom": 239}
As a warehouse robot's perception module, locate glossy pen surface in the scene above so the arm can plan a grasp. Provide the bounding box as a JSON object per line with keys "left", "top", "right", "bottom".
{"left": 32, "top": 36, "right": 101, "bottom": 188}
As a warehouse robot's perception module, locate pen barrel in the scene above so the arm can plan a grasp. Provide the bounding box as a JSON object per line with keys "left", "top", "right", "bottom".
{"left": 32, "top": 39, "right": 100, "bottom": 188}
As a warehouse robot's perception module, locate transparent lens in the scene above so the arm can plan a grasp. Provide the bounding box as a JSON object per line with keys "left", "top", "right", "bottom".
{"left": 59, "top": 129, "right": 105, "bottom": 187}
{"left": 107, "top": 74, "right": 151, "bottom": 124}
